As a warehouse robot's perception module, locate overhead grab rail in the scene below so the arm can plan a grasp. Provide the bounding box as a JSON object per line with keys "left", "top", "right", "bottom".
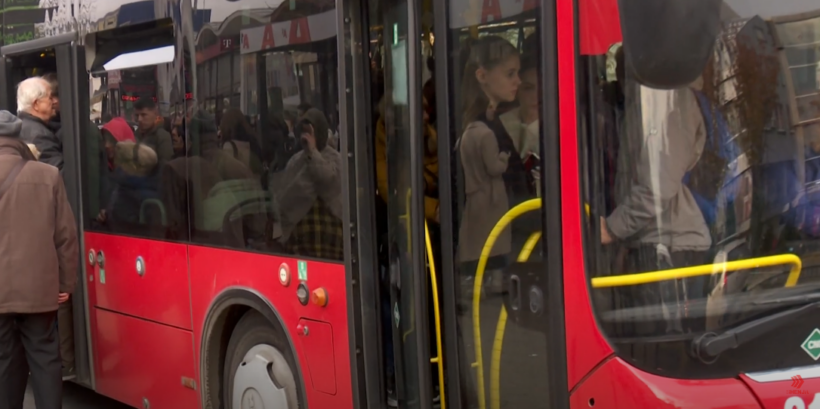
{"left": 472, "top": 199, "right": 805, "bottom": 409}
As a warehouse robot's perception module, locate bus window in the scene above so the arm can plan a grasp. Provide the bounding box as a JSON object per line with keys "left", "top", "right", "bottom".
{"left": 85, "top": 62, "right": 185, "bottom": 240}
{"left": 186, "top": 1, "right": 342, "bottom": 261}
{"left": 581, "top": 0, "right": 820, "bottom": 378}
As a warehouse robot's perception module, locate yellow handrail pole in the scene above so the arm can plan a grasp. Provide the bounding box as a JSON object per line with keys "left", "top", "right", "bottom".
{"left": 591, "top": 254, "right": 802, "bottom": 288}
{"left": 472, "top": 198, "right": 542, "bottom": 409}
{"left": 489, "top": 231, "right": 541, "bottom": 409}
{"left": 400, "top": 190, "right": 415, "bottom": 341}
{"left": 425, "top": 222, "right": 446, "bottom": 409}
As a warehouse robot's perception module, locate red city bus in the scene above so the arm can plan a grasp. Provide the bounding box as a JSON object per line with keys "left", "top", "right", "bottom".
{"left": 0, "top": 0, "right": 818, "bottom": 408}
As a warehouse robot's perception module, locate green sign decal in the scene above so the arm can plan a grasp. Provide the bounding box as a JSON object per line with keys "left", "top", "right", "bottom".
{"left": 297, "top": 260, "right": 308, "bottom": 281}
{"left": 801, "top": 328, "right": 820, "bottom": 361}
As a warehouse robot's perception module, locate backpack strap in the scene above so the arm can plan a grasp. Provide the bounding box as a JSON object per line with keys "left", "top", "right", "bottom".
{"left": 0, "top": 158, "right": 28, "bottom": 201}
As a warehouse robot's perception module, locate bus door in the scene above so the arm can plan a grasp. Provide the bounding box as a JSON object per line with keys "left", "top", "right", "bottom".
{"left": 0, "top": 33, "right": 93, "bottom": 387}
{"left": 350, "top": 0, "right": 568, "bottom": 406}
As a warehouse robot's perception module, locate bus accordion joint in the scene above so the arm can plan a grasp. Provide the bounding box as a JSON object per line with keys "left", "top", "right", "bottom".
{"left": 590, "top": 254, "right": 803, "bottom": 288}
{"left": 472, "top": 198, "right": 541, "bottom": 409}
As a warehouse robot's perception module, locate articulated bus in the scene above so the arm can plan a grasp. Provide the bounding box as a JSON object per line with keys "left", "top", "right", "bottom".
{"left": 1, "top": 0, "right": 819, "bottom": 408}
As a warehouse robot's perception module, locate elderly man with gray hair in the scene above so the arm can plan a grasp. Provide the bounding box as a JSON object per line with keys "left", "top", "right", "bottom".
{"left": 17, "top": 77, "right": 61, "bottom": 172}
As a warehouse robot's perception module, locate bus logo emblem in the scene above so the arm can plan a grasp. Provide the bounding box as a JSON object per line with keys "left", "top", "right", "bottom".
{"left": 801, "top": 328, "right": 820, "bottom": 361}
{"left": 792, "top": 375, "right": 804, "bottom": 389}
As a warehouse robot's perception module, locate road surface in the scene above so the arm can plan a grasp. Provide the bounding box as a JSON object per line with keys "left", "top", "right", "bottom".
{"left": 24, "top": 381, "right": 132, "bottom": 409}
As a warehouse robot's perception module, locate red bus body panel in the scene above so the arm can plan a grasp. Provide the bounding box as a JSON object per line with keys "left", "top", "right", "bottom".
{"left": 188, "top": 245, "right": 353, "bottom": 409}
{"left": 86, "top": 233, "right": 191, "bottom": 330}
{"left": 558, "top": 0, "right": 615, "bottom": 390}
{"left": 741, "top": 374, "right": 820, "bottom": 409}
{"left": 92, "top": 308, "right": 199, "bottom": 408}
{"left": 84, "top": 232, "right": 352, "bottom": 409}
{"left": 570, "top": 357, "right": 762, "bottom": 409}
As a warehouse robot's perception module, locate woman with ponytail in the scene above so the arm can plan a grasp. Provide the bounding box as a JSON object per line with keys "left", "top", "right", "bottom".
{"left": 456, "top": 36, "right": 533, "bottom": 292}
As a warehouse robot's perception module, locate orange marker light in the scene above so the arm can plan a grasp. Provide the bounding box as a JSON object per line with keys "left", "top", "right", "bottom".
{"left": 311, "top": 288, "right": 328, "bottom": 307}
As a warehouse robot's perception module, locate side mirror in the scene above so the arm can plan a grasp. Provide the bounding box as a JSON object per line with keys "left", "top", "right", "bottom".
{"left": 618, "top": 0, "right": 722, "bottom": 89}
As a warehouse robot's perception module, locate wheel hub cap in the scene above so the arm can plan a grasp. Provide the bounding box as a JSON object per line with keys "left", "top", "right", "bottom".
{"left": 233, "top": 344, "right": 294, "bottom": 409}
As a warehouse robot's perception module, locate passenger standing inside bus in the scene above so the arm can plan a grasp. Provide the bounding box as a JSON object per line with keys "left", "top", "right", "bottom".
{"left": 0, "top": 110, "right": 78, "bottom": 409}
{"left": 600, "top": 49, "right": 711, "bottom": 334}
{"left": 133, "top": 98, "right": 174, "bottom": 170}
{"left": 219, "top": 108, "right": 264, "bottom": 175}
{"left": 500, "top": 56, "right": 540, "bottom": 160}
{"left": 457, "top": 36, "right": 530, "bottom": 287}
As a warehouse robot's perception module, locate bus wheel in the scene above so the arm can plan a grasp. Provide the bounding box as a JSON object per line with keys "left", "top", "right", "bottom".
{"left": 224, "top": 311, "right": 299, "bottom": 409}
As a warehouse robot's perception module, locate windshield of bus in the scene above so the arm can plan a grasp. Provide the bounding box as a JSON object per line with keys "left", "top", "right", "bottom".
{"left": 581, "top": 0, "right": 820, "bottom": 378}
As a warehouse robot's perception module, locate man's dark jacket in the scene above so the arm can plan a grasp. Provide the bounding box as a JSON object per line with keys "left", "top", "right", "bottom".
{"left": 19, "top": 111, "right": 63, "bottom": 171}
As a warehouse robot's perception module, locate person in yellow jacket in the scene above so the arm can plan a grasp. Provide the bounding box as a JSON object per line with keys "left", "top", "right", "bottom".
{"left": 375, "top": 97, "right": 440, "bottom": 223}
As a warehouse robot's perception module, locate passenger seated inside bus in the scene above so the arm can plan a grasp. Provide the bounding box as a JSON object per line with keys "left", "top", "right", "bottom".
{"left": 163, "top": 110, "right": 266, "bottom": 248}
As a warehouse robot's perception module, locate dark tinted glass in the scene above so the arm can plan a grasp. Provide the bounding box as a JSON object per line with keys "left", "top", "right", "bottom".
{"left": 581, "top": 0, "right": 820, "bottom": 379}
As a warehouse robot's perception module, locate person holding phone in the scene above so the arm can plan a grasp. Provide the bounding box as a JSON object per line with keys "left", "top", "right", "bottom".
{"left": 277, "top": 108, "right": 344, "bottom": 260}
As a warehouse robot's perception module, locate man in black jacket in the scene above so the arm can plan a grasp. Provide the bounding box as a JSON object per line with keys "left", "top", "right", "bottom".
{"left": 19, "top": 76, "right": 62, "bottom": 172}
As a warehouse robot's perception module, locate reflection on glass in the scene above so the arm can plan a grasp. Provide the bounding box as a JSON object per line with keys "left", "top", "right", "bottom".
{"left": 103, "top": 46, "right": 176, "bottom": 71}
{"left": 445, "top": 0, "right": 548, "bottom": 407}
{"left": 81, "top": 0, "right": 344, "bottom": 265}
{"left": 583, "top": 0, "right": 820, "bottom": 380}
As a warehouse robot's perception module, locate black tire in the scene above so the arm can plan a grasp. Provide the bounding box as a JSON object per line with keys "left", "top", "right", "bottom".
{"left": 223, "top": 311, "right": 302, "bottom": 409}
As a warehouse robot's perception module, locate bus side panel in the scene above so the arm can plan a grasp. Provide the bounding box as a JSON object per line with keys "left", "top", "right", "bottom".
{"left": 92, "top": 308, "right": 199, "bottom": 409}
{"left": 84, "top": 232, "right": 192, "bottom": 330}
{"left": 189, "top": 245, "right": 353, "bottom": 409}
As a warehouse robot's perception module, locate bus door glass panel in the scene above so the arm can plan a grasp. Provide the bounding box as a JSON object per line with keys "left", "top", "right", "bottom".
{"left": 580, "top": 0, "right": 820, "bottom": 382}
{"left": 438, "top": 0, "right": 552, "bottom": 407}
{"left": 375, "top": 0, "right": 431, "bottom": 404}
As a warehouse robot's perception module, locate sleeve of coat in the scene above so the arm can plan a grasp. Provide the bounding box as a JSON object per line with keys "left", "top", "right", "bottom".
{"left": 53, "top": 172, "right": 79, "bottom": 294}
{"left": 605, "top": 89, "right": 704, "bottom": 240}
{"left": 34, "top": 131, "right": 64, "bottom": 171}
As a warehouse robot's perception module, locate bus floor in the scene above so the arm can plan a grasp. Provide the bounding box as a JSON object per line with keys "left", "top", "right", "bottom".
{"left": 24, "top": 380, "right": 130, "bottom": 409}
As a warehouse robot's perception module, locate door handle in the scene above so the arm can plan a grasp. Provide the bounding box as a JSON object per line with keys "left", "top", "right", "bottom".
{"left": 509, "top": 275, "right": 521, "bottom": 312}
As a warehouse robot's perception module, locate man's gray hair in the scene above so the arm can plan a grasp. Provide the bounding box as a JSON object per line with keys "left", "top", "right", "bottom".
{"left": 17, "top": 77, "right": 50, "bottom": 114}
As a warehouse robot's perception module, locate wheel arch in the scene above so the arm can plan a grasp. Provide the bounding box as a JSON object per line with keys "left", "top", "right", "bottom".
{"left": 199, "top": 287, "right": 307, "bottom": 409}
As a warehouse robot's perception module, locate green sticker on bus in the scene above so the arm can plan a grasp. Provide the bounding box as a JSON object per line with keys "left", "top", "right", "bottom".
{"left": 802, "top": 328, "right": 820, "bottom": 361}
{"left": 99, "top": 268, "right": 106, "bottom": 285}
{"left": 297, "top": 260, "right": 308, "bottom": 281}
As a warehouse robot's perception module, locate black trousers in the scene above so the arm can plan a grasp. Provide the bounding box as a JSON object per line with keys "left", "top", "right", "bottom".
{"left": 0, "top": 312, "right": 62, "bottom": 409}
